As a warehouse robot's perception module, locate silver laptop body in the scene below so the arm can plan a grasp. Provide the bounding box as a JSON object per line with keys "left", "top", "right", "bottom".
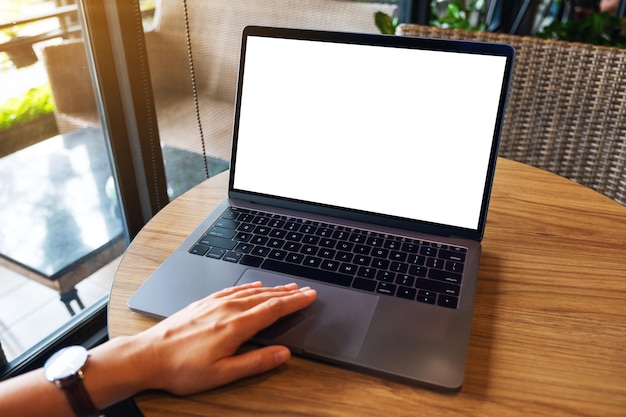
{"left": 129, "top": 26, "right": 514, "bottom": 390}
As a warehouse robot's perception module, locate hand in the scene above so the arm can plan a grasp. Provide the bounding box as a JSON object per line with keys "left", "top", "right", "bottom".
{"left": 133, "top": 281, "right": 317, "bottom": 394}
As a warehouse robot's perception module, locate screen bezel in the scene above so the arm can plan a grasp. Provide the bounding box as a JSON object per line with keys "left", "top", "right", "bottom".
{"left": 228, "top": 26, "right": 515, "bottom": 241}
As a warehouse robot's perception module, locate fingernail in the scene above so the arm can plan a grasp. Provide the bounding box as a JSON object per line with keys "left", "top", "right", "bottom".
{"left": 275, "top": 348, "right": 291, "bottom": 364}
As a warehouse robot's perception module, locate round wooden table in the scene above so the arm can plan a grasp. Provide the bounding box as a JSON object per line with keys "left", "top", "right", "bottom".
{"left": 109, "top": 158, "right": 626, "bottom": 416}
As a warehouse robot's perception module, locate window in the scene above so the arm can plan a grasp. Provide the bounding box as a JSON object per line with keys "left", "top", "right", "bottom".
{"left": 0, "top": 0, "right": 405, "bottom": 386}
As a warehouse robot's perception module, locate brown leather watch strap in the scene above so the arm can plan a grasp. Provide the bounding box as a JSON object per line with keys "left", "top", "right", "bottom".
{"left": 60, "top": 371, "right": 100, "bottom": 417}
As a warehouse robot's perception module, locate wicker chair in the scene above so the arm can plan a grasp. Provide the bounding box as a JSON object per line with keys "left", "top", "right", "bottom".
{"left": 399, "top": 24, "right": 626, "bottom": 206}
{"left": 40, "top": 0, "right": 396, "bottom": 161}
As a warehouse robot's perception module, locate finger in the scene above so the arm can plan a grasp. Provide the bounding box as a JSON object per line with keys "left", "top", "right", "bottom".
{"left": 208, "top": 345, "right": 292, "bottom": 389}
{"left": 236, "top": 287, "right": 317, "bottom": 334}
{"left": 212, "top": 282, "right": 299, "bottom": 301}
{"left": 210, "top": 281, "right": 263, "bottom": 298}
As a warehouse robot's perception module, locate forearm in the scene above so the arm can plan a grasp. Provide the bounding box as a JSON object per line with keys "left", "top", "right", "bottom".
{"left": 0, "top": 335, "right": 152, "bottom": 417}
{"left": 0, "top": 283, "right": 317, "bottom": 416}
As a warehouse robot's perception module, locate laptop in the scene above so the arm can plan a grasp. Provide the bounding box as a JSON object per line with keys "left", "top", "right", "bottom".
{"left": 129, "top": 25, "right": 514, "bottom": 390}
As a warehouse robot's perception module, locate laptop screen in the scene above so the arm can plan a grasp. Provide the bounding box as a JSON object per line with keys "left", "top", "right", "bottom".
{"left": 231, "top": 28, "right": 511, "bottom": 235}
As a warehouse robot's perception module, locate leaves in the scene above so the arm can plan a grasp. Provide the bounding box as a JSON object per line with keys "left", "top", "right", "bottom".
{"left": 537, "top": 11, "right": 626, "bottom": 47}
{"left": 374, "top": 11, "right": 399, "bottom": 35}
{"left": 0, "top": 83, "right": 54, "bottom": 131}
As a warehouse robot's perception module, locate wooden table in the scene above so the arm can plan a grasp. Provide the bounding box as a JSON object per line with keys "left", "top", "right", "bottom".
{"left": 109, "top": 158, "right": 626, "bottom": 416}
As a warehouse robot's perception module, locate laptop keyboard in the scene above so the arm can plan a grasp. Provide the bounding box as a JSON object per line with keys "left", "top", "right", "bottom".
{"left": 189, "top": 207, "right": 466, "bottom": 309}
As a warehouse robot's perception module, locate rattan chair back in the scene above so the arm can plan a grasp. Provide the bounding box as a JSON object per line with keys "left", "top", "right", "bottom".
{"left": 399, "top": 24, "right": 626, "bottom": 206}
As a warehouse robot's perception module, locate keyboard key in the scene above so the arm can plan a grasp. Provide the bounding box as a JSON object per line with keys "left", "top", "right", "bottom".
{"left": 207, "top": 227, "right": 236, "bottom": 239}
{"left": 372, "top": 258, "right": 389, "bottom": 269}
{"left": 336, "top": 241, "right": 353, "bottom": 252}
{"left": 234, "top": 243, "right": 254, "bottom": 253}
{"left": 408, "top": 265, "right": 427, "bottom": 277}
{"left": 223, "top": 251, "right": 243, "bottom": 263}
{"left": 251, "top": 246, "right": 271, "bottom": 257}
{"left": 390, "top": 251, "right": 407, "bottom": 262}
{"left": 372, "top": 248, "right": 389, "bottom": 258}
{"left": 397, "top": 286, "right": 416, "bottom": 300}
{"left": 366, "top": 236, "right": 384, "bottom": 247}
{"left": 214, "top": 218, "right": 238, "bottom": 229}
{"left": 332, "top": 230, "right": 351, "bottom": 240}
{"left": 439, "top": 249, "right": 466, "bottom": 262}
{"left": 416, "top": 278, "right": 460, "bottom": 296}
{"left": 284, "top": 222, "right": 300, "bottom": 231}
{"left": 267, "top": 238, "right": 285, "bottom": 249}
{"left": 446, "top": 261, "right": 464, "bottom": 273}
{"left": 253, "top": 216, "right": 270, "bottom": 225}
{"left": 300, "top": 245, "right": 318, "bottom": 256}
{"left": 353, "top": 244, "right": 370, "bottom": 255}
{"left": 190, "top": 244, "right": 209, "bottom": 256}
{"left": 250, "top": 235, "right": 269, "bottom": 245}
{"left": 335, "top": 251, "right": 353, "bottom": 263}
{"left": 269, "top": 250, "right": 287, "bottom": 260}
{"left": 199, "top": 235, "right": 237, "bottom": 250}
{"left": 390, "top": 261, "right": 408, "bottom": 273}
{"left": 416, "top": 290, "right": 436, "bottom": 304}
{"left": 319, "top": 238, "right": 336, "bottom": 248}
{"left": 407, "top": 254, "right": 425, "bottom": 265}
{"left": 420, "top": 246, "right": 437, "bottom": 257}
{"left": 240, "top": 255, "right": 263, "bottom": 267}
{"left": 376, "top": 270, "right": 395, "bottom": 282}
{"left": 268, "top": 219, "right": 285, "bottom": 228}
{"left": 285, "top": 253, "right": 305, "bottom": 264}
{"left": 286, "top": 232, "right": 303, "bottom": 242}
{"left": 396, "top": 274, "right": 415, "bottom": 287}
{"left": 284, "top": 242, "right": 302, "bottom": 252}
{"left": 253, "top": 226, "right": 270, "bottom": 235}
{"left": 206, "top": 247, "right": 226, "bottom": 259}
{"left": 315, "top": 228, "right": 332, "bottom": 237}
{"left": 401, "top": 242, "right": 419, "bottom": 253}
{"left": 357, "top": 267, "right": 376, "bottom": 279}
{"left": 303, "top": 256, "right": 322, "bottom": 268}
{"left": 320, "top": 260, "right": 340, "bottom": 271}
{"left": 426, "top": 257, "right": 445, "bottom": 269}
{"left": 269, "top": 229, "right": 287, "bottom": 239}
{"left": 349, "top": 234, "right": 367, "bottom": 244}
{"left": 428, "top": 269, "right": 462, "bottom": 284}
{"left": 437, "top": 294, "right": 459, "bottom": 309}
{"left": 234, "top": 232, "right": 252, "bottom": 242}
{"left": 339, "top": 263, "right": 358, "bottom": 274}
{"left": 238, "top": 223, "right": 255, "bottom": 232}
{"left": 376, "top": 282, "right": 396, "bottom": 296}
{"left": 352, "top": 277, "right": 376, "bottom": 292}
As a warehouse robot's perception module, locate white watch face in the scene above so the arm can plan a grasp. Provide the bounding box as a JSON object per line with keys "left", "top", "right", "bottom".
{"left": 44, "top": 345, "right": 89, "bottom": 381}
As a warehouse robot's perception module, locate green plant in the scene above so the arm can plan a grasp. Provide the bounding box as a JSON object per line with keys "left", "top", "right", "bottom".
{"left": 0, "top": 83, "right": 55, "bottom": 131}
{"left": 375, "top": 0, "right": 486, "bottom": 35}
{"left": 374, "top": 10, "right": 399, "bottom": 35}
{"left": 430, "top": 0, "right": 486, "bottom": 31}
{"left": 537, "top": 11, "right": 626, "bottom": 46}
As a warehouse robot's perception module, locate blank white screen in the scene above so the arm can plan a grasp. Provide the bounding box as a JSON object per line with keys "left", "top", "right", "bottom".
{"left": 233, "top": 36, "right": 507, "bottom": 230}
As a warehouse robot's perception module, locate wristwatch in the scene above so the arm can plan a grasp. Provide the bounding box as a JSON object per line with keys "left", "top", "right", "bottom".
{"left": 44, "top": 345, "right": 101, "bottom": 417}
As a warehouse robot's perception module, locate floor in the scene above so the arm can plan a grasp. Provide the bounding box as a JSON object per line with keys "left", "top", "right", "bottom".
{"left": 0, "top": 257, "right": 120, "bottom": 363}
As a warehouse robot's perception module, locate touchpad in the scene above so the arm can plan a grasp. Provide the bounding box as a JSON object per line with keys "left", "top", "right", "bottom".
{"left": 238, "top": 269, "right": 379, "bottom": 359}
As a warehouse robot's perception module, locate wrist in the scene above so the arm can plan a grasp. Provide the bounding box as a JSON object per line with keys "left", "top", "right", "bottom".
{"left": 83, "top": 335, "right": 156, "bottom": 409}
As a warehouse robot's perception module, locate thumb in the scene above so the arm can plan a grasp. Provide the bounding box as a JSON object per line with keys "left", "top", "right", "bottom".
{"left": 212, "top": 346, "right": 292, "bottom": 388}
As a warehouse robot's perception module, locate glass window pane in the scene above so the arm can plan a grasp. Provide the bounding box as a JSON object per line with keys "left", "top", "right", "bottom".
{"left": 0, "top": 0, "right": 137, "bottom": 364}
{"left": 147, "top": 0, "right": 400, "bottom": 200}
